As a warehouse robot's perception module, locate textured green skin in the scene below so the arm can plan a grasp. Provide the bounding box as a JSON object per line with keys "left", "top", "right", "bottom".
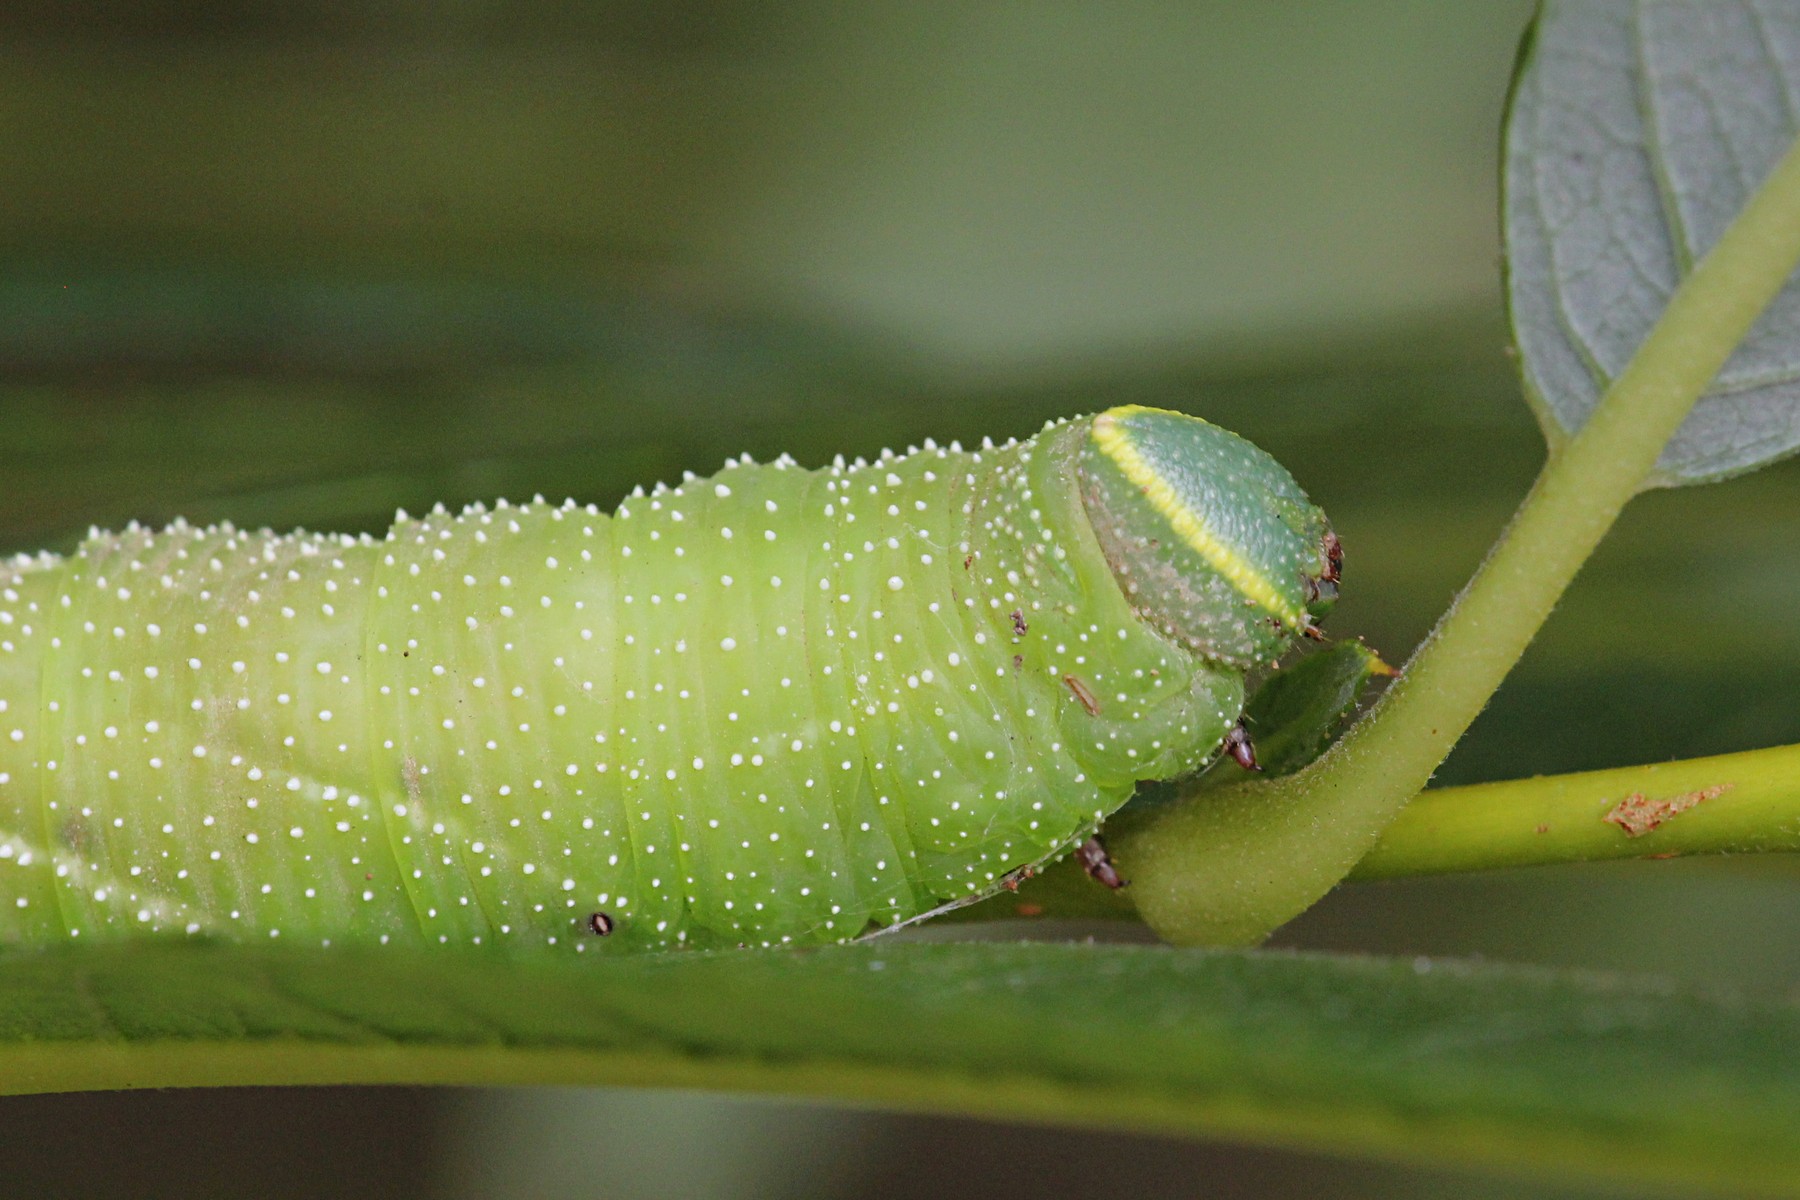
{"left": 0, "top": 415, "right": 1299, "bottom": 955}
{"left": 1078, "top": 410, "right": 1330, "bottom": 668}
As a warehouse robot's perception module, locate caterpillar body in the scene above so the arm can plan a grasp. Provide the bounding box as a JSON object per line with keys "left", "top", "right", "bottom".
{"left": 0, "top": 406, "right": 1335, "bottom": 954}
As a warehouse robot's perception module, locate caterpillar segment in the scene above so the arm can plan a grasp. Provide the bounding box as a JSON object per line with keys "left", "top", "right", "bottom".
{"left": 0, "top": 407, "right": 1335, "bottom": 954}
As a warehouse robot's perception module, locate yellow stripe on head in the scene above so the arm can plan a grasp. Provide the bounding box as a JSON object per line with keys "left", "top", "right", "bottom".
{"left": 1088, "top": 406, "right": 1308, "bottom": 631}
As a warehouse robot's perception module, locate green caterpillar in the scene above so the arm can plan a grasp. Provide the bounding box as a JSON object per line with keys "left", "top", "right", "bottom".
{"left": 0, "top": 406, "right": 1336, "bottom": 954}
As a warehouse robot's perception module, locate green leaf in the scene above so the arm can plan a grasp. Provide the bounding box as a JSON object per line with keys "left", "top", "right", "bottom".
{"left": 5, "top": 940, "right": 1800, "bottom": 1195}
{"left": 1505, "top": 1, "right": 1800, "bottom": 484}
{"left": 1235, "top": 642, "right": 1394, "bottom": 778}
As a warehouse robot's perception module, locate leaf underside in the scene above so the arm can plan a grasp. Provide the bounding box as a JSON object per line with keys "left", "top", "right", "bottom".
{"left": 1506, "top": 0, "right": 1800, "bottom": 483}
{"left": 3, "top": 940, "right": 1799, "bottom": 1196}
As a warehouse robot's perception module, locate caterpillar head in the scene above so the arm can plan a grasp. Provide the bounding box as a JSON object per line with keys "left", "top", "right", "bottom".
{"left": 1077, "top": 405, "right": 1337, "bottom": 670}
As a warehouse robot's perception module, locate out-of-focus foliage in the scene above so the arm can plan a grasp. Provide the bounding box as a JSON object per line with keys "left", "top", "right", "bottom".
{"left": 6, "top": 940, "right": 1800, "bottom": 1197}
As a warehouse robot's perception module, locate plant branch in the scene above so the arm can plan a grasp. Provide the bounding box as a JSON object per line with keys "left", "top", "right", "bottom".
{"left": 1114, "top": 130, "right": 1800, "bottom": 945}
{"left": 961, "top": 741, "right": 1800, "bottom": 925}
{"left": 1349, "top": 743, "right": 1800, "bottom": 880}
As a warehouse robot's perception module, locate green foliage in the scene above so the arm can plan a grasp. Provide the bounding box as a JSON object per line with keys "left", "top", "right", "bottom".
{"left": 1114, "top": 0, "right": 1800, "bottom": 952}
{"left": 5, "top": 939, "right": 1800, "bottom": 1196}
{"left": 8, "top": 4, "right": 1800, "bottom": 1197}
{"left": 1506, "top": 1, "right": 1800, "bottom": 483}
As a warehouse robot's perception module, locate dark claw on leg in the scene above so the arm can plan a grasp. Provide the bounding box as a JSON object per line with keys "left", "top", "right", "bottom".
{"left": 1224, "top": 721, "right": 1262, "bottom": 771}
{"left": 1322, "top": 531, "right": 1343, "bottom": 585}
{"left": 999, "top": 864, "right": 1036, "bottom": 892}
{"left": 1075, "top": 836, "right": 1127, "bottom": 890}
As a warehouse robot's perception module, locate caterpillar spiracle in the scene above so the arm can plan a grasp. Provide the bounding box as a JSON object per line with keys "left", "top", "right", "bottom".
{"left": 0, "top": 406, "right": 1337, "bottom": 954}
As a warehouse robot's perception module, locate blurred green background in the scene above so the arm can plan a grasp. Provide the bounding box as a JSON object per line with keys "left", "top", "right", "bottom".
{"left": 4, "top": 2, "right": 1796, "bottom": 1196}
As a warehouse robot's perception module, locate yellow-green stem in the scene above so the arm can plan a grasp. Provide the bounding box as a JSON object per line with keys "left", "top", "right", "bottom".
{"left": 1116, "top": 131, "right": 1800, "bottom": 945}
{"left": 1351, "top": 742, "right": 1800, "bottom": 880}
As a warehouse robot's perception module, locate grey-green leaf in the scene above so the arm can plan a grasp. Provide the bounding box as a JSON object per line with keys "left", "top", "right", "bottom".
{"left": 5, "top": 941, "right": 1800, "bottom": 1196}
{"left": 1505, "top": 0, "right": 1800, "bottom": 484}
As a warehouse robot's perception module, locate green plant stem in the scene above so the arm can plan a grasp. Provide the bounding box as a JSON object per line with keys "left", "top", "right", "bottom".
{"left": 1351, "top": 743, "right": 1800, "bottom": 880}
{"left": 1114, "top": 130, "right": 1800, "bottom": 946}
{"left": 955, "top": 739, "right": 1800, "bottom": 923}
{"left": 957, "top": 739, "right": 1800, "bottom": 924}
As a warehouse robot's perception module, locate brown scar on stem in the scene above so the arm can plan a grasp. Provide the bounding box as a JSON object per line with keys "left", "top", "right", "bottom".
{"left": 1063, "top": 674, "right": 1101, "bottom": 715}
{"left": 1602, "top": 783, "right": 1734, "bottom": 838}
